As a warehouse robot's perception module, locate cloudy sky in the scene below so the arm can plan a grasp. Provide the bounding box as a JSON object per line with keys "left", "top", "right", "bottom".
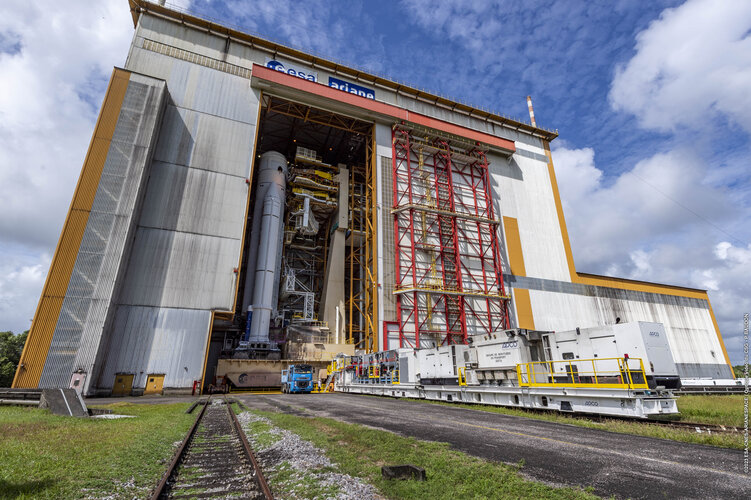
{"left": 0, "top": 0, "right": 748, "bottom": 364}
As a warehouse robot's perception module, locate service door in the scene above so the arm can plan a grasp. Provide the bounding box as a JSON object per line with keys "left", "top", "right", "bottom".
{"left": 144, "top": 374, "right": 165, "bottom": 395}
{"left": 112, "top": 374, "right": 134, "bottom": 396}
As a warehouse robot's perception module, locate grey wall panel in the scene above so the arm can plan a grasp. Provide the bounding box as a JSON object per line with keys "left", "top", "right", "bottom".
{"left": 506, "top": 274, "right": 710, "bottom": 309}
{"left": 676, "top": 363, "right": 734, "bottom": 379}
{"left": 153, "top": 104, "right": 255, "bottom": 178}
{"left": 126, "top": 46, "right": 259, "bottom": 125}
{"left": 40, "top": 76, "right": 167, "bottom": 391}
{"left": 99, "top": 306, "right": 211, "bottom": 390}
{"left": 139, "top": 161, "right": 248, "bottom": 240}
{"left": 527, "top": 285, "right": 731, "bottom": 378}
{"left": 118, "top": 227, "right": 240, "bottom": 310}
{"left": 138, "top": 14, "right": 228, "bottom": 62}
{"left": 380, "top": 156, "right": 396, "bottom": 323}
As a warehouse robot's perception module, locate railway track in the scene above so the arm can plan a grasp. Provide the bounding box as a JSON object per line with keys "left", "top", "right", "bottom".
{"left": 583, "top": 413, "right": 740, "bottom": 434}
{"left": 151, "top": 397, "right": 273, "bottom": 499}
{"left": 643, "top": 418, "right": 741, "bottom": 434}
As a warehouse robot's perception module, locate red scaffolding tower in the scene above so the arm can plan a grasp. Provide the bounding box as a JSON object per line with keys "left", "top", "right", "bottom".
{"left": 392, "top": 124, "right": 510, "bottom": 348}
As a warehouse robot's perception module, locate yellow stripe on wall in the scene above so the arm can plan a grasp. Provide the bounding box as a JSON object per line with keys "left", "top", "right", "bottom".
{"left": 200, "top": 311, "right": 216, "bottom": 393}
{"left": 503, "top": 216, "right": 535, "bottom": 329}
{"left": 12, "top": 68, "right": 131, "bottom": 388}
{"left": 502, "top": 216, "right": 527, "bottom": 277}
{"left": 514, "top": 289, "right": 536, "bottom": 330}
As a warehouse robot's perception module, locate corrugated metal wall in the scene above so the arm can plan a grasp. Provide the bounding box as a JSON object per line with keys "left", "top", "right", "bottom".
{"left": 99, "top": 306, "right": 211, "bottom": 389}
{"left": 380, "top": 155, "right": 396, "bottom": 321}
{"left": 89, "top": 26, "right": 261, "bottom": 391}
{"left": 37, "top": 74, "right": 167, "bottom": 391}
{"left": 117, "top": 46, "right": 258, "bottom": 315}
{"left": 117, "top": 228, "right": 241, "bottom": 309}
{"left": 13, "top": 69, "right": 131, "bottom": 388}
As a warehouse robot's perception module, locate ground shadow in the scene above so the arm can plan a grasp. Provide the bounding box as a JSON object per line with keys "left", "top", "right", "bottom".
{"left": 0, "top": 478, "right": 58, "bottom": 497}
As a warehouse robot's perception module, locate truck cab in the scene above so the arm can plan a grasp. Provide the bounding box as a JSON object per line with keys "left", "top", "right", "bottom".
{"left": 281, "top": 364, "right": 314, "bottom": 393}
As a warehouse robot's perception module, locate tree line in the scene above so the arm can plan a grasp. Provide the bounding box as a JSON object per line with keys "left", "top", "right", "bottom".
{"left": 0, "top": 331, "right": 28, "bottom": 387}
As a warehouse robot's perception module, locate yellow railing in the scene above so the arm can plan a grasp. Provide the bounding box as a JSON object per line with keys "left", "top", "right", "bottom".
{"left": 458, "top": 366, "right": 467, "bottom": 386}
{"left": 516, "top": 357, "right": 649, "bottom": 390}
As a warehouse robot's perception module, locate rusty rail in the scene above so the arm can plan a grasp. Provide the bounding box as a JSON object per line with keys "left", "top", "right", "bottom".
{"left": 150, "top": 397, "right": 273, "bottom": 499}
{"left": 150, "top": 397, "right": 210, "bottom": 499}
{"left": 227, "top": 398, "right": 274, "bottom": 499}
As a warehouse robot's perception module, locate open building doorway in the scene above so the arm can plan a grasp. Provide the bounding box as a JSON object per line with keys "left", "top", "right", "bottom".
{"left": 204, "top": 94, "right": 374, "bottom": 391}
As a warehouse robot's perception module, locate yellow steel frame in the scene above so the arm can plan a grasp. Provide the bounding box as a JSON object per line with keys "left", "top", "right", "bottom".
{"left": 458, "top": 367, "right": 467, "bottom": 386}
{"left": 363, "top": 127, "right": 378, "bottom": 353}
{"left": 347, "top": 165, "right": 365, "bottom": 346}
{"left": 345, "top": 126, "right": 377, "bottom": 353}
{"left": 516, "top": 357, "right": 649, "bottom": 390}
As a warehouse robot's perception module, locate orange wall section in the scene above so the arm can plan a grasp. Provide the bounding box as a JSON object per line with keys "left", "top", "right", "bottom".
{"left": 513, "top": 289, "right": 536, "bottom": 330}
{"left": 502, "top": 216, "right": 535, "bottom": 330}
{"left": 502, "top": 216, "right": 527, "bottom": 277}
{"left": 12, "top": 68, "right": 131, "bottom": 388}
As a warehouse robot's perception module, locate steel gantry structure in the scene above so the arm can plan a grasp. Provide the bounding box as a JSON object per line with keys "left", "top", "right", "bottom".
{"left": 391, "top": 124, "right": 510, "bottom": 348}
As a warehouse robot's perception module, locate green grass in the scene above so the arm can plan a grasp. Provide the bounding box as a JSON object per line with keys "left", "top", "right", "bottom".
{"left": 255, "top": 409, "right": 599, "bottom": 500}
{"left": 675, "top": 395, "right": 745, "bottom": 427}
{"left": 246, "top": 418, "right": 281, "bottom": 449}
{"left": 0, "top": 402, "right": 194, "bottom": 499}
{"left": 389, "top": 394, "right": 745, "bottom": 449}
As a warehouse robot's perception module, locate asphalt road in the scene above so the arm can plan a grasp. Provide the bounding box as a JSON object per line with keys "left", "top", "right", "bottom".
{"left": 236, "top": 392, "right": 750, "bottom": 500}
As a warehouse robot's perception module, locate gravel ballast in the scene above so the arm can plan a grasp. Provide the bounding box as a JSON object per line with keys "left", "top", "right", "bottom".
{"left": 237, "top": 411, "right": 381, "bottom": 499}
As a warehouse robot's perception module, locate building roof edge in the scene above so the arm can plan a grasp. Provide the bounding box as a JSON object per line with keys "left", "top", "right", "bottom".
{"left": 127, "top": 0, "right": 559, "bottom": 142}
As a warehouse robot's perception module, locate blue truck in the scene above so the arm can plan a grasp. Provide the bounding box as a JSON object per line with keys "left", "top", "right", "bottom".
{"left": 281, "top": 364, "right": 314, "bottom": 394}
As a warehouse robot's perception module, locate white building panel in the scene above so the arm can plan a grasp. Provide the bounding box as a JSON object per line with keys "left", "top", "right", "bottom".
{"left": 126, "top": 46, "right": 259, "bottom": 124}
{"left": 136, "top": 15, "right": 229, "bottom": 64}
{"left": 489, "top": 150, "right": 571, "bottom": 282}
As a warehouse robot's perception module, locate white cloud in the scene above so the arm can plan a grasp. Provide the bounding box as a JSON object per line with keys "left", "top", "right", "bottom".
{"left": 554, "top": 145, "right": 734, "bottom": 271}
{"left": 0, "top": 252, "right": 50, "bottom": 334}
{"left": 0, "top": 0, "right": 149, "bottom": 333}
{"left": 553, "top": 144, "right": 750, "bottom": 364}
{"left": 610, "top": 0, "right": 751, "bottom": 133}
{"left": 222, "top": 0, "right": 385, "bottom": 74}
{"left": 0, "top": 0, "right": 137, "bottom": 250}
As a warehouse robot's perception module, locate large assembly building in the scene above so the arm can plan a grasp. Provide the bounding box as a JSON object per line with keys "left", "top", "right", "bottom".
{"left": 13, "top": 1, "right": 733, "bottom": 396}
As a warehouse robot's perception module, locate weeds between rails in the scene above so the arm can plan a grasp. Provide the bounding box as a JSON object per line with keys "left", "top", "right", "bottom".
{"left": 150, "top": 396, "right": 273, "bottom": 499}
